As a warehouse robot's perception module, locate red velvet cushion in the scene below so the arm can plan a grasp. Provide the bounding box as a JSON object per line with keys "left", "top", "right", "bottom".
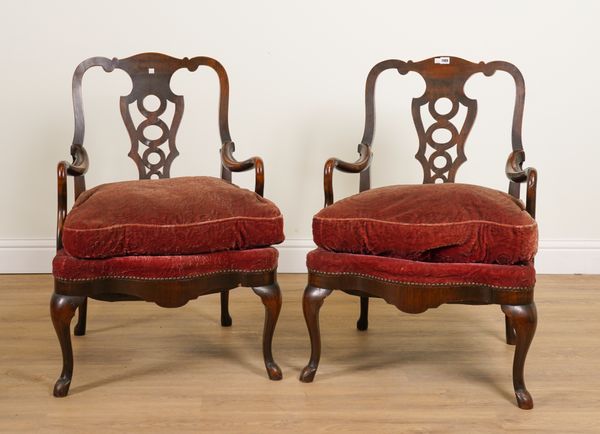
{"left": 53, "top": 248, "right": 278, "bottom": 281}
{"left": 62, "top": 176, "right": 284, "bottom": 259}
{"left": 313, "top": 183, "right": 537, "bottom": 265}
{"left": 307, "top": 249, "right": 535, "bottom": 290}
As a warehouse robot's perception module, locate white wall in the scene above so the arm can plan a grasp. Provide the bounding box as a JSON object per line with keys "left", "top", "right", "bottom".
{"left": 1, "top": 0, "right": 599, "bottom": 273}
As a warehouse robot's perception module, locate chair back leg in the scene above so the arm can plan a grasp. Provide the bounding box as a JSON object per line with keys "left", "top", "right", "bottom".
{"left": 74, "top": 297, "right": 88, "bottom": 336}
{"left": 502, "top": 306, "right": 516, "bottom": 345}
{"left": 220, "top": 290, "right": 232, "bottom": 327}
{"left": 357, "top": 296, "right": 369, "bottom": 330}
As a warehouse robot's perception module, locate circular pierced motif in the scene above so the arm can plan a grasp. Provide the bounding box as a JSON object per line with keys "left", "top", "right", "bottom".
{"left": 425, "top": 123, "right": 458, "bottom": 150}
{"left": 429, "top": 151, "right": 452, "bottom": 175}
{"left": 429, "top": 97, "right": 459, "bottom": 120}
{"left": 142, "top": 124, "right": 163, "bottom": 140}
{"left": 136, "top": 118, "right": 169, "bottom": 147}
{"left": 431, "top": 151, "right": 452, "bottom": 173}
{"left": 132, "top": 104, "right": 172, "bottom": 178}
{"left": 137, "top": 94, "right": 166, "bottom": 117}
{"left": 419, "top": 97, "right": 465, "bottom": 182}
{"left": 142, "top": 147, "right": 166, "bottom": 170}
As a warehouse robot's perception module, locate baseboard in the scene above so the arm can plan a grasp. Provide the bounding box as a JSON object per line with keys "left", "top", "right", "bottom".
{"left": 1, "top": 238, "right": 599, "bottom": 274}
{"left": 534, "top": 239, "right": 600, "bottom": 275}
{"left": 275, "top": 239, "right": 316, "bottom": 273}
{"left": 0, "top": 239, "right": 57, "bottom": 274}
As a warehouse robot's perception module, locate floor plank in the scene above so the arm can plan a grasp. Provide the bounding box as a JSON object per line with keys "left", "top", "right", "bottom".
{"left": 1, "top": 274, "right": 599, "bottom": 433}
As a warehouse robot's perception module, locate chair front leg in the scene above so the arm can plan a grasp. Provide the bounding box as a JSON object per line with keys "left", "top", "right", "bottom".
{"left": 501, "top": 302, "right": 537, "bottom": 409}
{"left": 252, "top": 283, "right": 282, "bottom": 380}
{"left": 74, "top": 297, "right": 88, "bottom": 336}
{"left": 300, "top": 285, "right": 332, "bottom": 383}
{"left": 220, "top": 290, "right": 232, "bottom": 327}
{"left": 50, "top": 292, "right": 84, "bottom": 397}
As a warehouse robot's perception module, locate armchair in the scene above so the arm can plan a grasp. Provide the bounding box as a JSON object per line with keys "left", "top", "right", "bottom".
{"left": 300, "top": 56, "right": 538, "bottom": 410}
{"left": 51, "top": 53, "right": 284, "bottom": 397}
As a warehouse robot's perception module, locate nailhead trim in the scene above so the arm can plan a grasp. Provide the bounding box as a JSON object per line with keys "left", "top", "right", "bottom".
{"left": 55, "top": 268, "right": 276, "bottom": 282}
{"left": 308, "top": 270, "right": 533, "bottom": 291}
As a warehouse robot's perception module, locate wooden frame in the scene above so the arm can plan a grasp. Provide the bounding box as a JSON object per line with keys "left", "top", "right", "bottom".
{"left": 300, "top": 56, "right": 538, "bottom": 410}
{"left": 52, "top": 53, "right": 281, "bottom": 397}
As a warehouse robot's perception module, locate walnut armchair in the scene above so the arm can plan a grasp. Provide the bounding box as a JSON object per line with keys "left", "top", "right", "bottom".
{"left": 52, "top": 53, "right": 284, "bottom": 397}
{"left": 300, "top": 57, "right": 538, "bottom": 410}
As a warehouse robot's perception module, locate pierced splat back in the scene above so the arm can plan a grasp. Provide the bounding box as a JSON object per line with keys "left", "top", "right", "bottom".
{"left": 71, "top": 53, "right": 231, "bottom": 182}
{"left": 360, "top": 56, "right": 525, "bottom": 185}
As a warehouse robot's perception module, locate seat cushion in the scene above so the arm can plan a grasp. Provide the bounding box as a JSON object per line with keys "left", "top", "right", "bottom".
{"left": 53, "top": 247, "right": 278, "bottom": 281}
{"left": 307, "top": 248, "right": 535, "bottom": 290}
{"left": 313, "top": 183, "right": 537, "bottom": 265}
{"left": 62, "top": 176, "right": 284, "bottom": 259}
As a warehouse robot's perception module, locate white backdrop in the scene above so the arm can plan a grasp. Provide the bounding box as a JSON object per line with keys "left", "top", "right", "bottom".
{"left": 1, "top": 0, "right": 599, "bottom": 273}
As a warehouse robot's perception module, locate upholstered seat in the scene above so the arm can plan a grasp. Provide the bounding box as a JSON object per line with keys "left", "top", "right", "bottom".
{"left": 307, "top": 248, "right": 535, "bottom": 290}
{"left": 62, "top": 176, "right": 284, "bottom": 259}
{"left": 314, "top": 183, "right": 537, "bottom": 265}
{"left": 54, "top": 248, "right": 279, "bottom": 282}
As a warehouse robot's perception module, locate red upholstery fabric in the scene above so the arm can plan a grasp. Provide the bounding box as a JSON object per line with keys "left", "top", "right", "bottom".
{"left": 62, "top": 176, "right": 284, "bottom": 259}
{"left": 53, "top": 248, "right": 278, "bottom": 281}
{"left": 313, "top": 183, "right": 537, "bottom": 265}
{"left": 307, "top": 249, "right": 535, "bottom": 289}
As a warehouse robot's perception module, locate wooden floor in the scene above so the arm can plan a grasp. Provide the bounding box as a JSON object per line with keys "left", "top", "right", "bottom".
{"left": 1, "top": 274, "right": 599, "bottom": 433}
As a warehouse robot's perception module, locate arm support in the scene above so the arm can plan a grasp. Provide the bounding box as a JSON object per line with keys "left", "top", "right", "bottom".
{"left": 220, "top": 141, "right": 265, "bottom": 197}
{"left": 56, "top": 146, "right": 89, "bottom": 250}
{"left": 505, "top": 150, "right": 537, "bottom": 218}
{"left": 324, "top": 143, "right": 373, "bottom": 207}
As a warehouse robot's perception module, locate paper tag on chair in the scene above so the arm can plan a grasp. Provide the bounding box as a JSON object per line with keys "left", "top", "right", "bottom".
{"left": 434, "top": 57, "right": 450, "bottom": 65}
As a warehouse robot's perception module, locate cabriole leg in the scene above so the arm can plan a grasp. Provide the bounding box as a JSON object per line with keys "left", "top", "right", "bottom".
{"left": 300, "top": 285, "right": 332, "bottom": 383}
{"left": 501, "top": 302, "right": 537, "bottom": 409}
{"left": 252, "top": 283, "right": 282, "bottom": 380}
{"left": 220, "top": 290, "right": 232, "bottom": 327}
{"left": 357, "top": 296, "right": 369, "bottom": 331}
{"left": 74, "top": 297, "right": 88, "bottom": 336}
{"left": 50, "top": 292, "right": 84, "bottom": 397}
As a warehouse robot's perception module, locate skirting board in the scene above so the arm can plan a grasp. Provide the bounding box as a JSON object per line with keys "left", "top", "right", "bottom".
{"left": 0, "top": 238, "right": 599, "bottom": 274}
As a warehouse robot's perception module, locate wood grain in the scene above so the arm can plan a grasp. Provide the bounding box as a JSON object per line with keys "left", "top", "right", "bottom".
{"left": 1, "top": 274, "right": 599, "bottom": 432}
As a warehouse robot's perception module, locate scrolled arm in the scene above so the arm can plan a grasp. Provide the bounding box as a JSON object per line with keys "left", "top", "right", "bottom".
{"left": 220, "top": 141, "right": 264, "bottom": 197}
{"left": 324, "top": 143, "right": 373, "bottom": 207}
{"left": 65, "top": 145, "right": 89, "bottom": 176}
{"left": 505, "top": 150, "right": 537, "bottom": 218}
